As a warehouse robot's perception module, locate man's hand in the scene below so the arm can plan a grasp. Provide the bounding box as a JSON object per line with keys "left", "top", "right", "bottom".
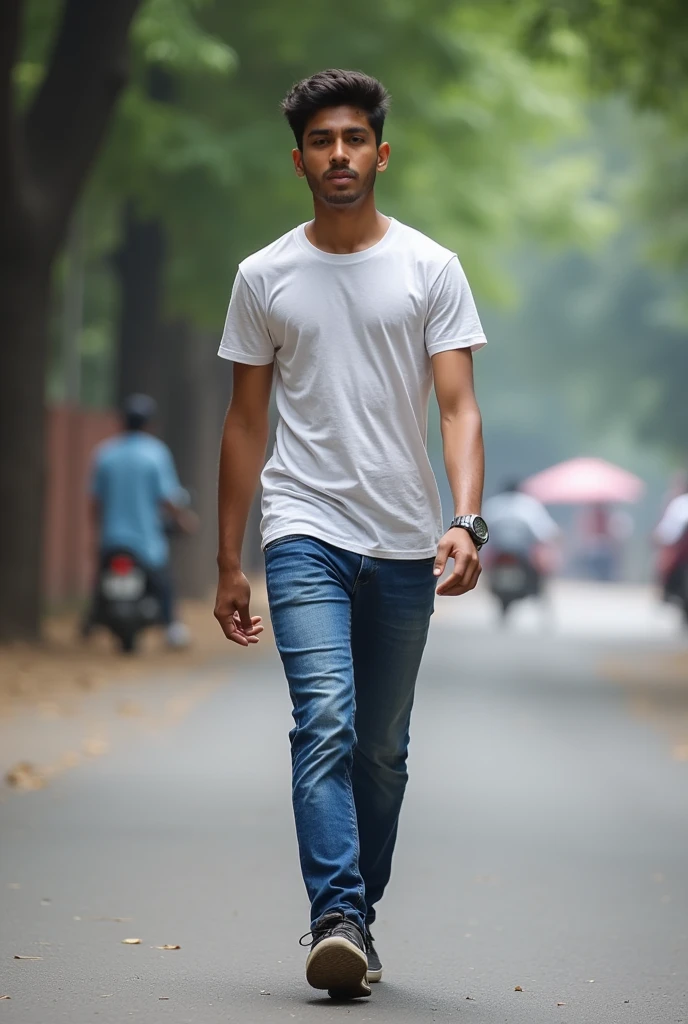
{"left": 214, "top": 568, "right": 264, "bottom": 647}
{"left": 433, "top": 528, "right": 482, "bottom": 596}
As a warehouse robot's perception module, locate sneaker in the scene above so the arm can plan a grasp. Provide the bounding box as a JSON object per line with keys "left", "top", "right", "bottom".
{"left": 365, "top": 926, "right": 383, "bottom": 983}
{"left": 302, "top": 911, "right": 371, "bottom": 999}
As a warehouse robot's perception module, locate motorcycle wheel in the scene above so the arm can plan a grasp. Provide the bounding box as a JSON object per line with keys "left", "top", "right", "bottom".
{"left": 119, "top": 631, "right": 137, "bottom": 654}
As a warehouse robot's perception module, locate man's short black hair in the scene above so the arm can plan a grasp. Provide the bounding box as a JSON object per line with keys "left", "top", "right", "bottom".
{"left": 123, "top": 393, "right": 157, "bottom": 432}
{"left": 281, "top": 69, "right": 390, "bottom": 150}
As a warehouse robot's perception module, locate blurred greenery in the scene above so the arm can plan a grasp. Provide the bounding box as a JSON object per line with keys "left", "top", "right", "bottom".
{"left": 23, "top": 0, "right": 687, "bottom": 463}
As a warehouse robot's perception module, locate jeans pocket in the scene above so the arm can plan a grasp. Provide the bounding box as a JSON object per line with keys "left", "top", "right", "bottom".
{"left": 264, "top": 534, "right": 304, "bottom": 553}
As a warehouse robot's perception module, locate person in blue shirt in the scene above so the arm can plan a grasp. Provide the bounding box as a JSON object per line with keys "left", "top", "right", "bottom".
{"left": 85, "top": 394, "right": 197, "bottom": 647}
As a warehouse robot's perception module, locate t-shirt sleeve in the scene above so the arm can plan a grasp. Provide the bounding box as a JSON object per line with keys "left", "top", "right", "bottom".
{"left": 218, "top": 269, "right": 275, "bottom": 365}
{"left": 425, "top": 256, "right": 487, "bottom": 357}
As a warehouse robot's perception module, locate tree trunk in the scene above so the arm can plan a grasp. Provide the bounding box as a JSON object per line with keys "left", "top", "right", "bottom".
{"left": 114, "top": 204, "right": 167, "bottom": 407}
{"left": 0, "top": 0, "right": 143, "bottom": 640}
{"left": 163, "top": 323, "right": 228, "bottom": 599}
{"left": 0, "top": 255, "right": 52, "bottom": 640}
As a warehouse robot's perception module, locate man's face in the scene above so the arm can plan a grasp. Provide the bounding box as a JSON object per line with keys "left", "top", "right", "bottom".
{"left": 293, "top": 105, "right": 389, "bottom": 207}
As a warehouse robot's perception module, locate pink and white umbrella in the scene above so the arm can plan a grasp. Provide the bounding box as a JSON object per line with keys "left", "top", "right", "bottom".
{"left": 522, "top": 457, "right": 645, "bottom": 505}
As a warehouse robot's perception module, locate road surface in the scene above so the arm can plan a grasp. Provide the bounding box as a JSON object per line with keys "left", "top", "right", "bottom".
{"left": 2, "top": 582, "right": 687, "bottom": 1023}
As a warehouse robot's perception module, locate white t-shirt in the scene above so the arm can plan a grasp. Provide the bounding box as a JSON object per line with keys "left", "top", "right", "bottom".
{"left": 218, "top": 217, "right": 486, "bottom": 559}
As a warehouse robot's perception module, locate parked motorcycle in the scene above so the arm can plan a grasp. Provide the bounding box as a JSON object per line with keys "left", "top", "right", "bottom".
{"left": 88, "top": 550, "right": 166, "bottom": 653}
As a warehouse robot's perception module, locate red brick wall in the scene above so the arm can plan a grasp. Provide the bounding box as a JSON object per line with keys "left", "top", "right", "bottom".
{"left": 43, "top": 405, "right": 119, "bottom": 603}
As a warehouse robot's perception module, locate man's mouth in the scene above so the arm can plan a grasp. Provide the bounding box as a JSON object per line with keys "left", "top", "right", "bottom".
{"left": 327, "top": 170, "right": 356, "bottom": 181}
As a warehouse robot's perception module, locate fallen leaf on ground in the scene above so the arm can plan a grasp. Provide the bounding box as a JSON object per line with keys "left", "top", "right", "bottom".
{"left": 465, "top": 995, "right": 475, "bottom": 1000}
{"left": 514, "top": 985, "right": 523, "bottom": 992}
{"left": 154, "top": 945, "right": 180, "bottom": 950}
{"left": 5, "top": 762, "right": 46, "bottom": 791}
{"left": 83, "top": 737, "right": 109, "bottom": 758}
{"left": 557, "top": 1002, "right": 566, "bottom": 1007}
{"left": 159, "top": 997, "right": 169, "bottom": 1000}
{"left": 14, "top": 956, "right": 43, "bottom": 960}
{"left": 121, "top": 938, "right": 141, "bottom": 945}
{"left": 0, "top": 995, "right": 11, "bottom": 1000}
{"left": 117, "top": 701, "right": 144, "bottom": 717}
{"left": 56, "top": 751, "right": 81, "bottom": 770}
{"left": 260, "top": 990, "right": 270, "bottom": 995}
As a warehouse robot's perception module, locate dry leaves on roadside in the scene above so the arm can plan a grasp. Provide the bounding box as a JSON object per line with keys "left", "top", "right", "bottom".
{"left": 83, "top": 737, "right": 109, "bottom": 758}
{"left": 514, "top": 985, "right": 523, "bottom": 992}
{"left": 121, "top": 938, "right": 141, "bottom": 945}
{"left": 117, "top": 701, "right": 144, "bottom": 718}
{"left": 14, "top": 956, "right": 43, "bottom": 961}
{"left": 154, "top": 945, "right": 181, "bottom": 950}
{"left": 0, "top": 995, "right": 11, "bottom": 1000}
{"left": 5, "top": 762, "right": 46, "bottom": 791}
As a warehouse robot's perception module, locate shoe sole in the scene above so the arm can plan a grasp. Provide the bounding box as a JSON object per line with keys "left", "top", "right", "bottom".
{"left": 306, "top": 936, "right": 371, "bottom": 998}
{"left": 367, "top": 967, "right": 382, "bottom": 983}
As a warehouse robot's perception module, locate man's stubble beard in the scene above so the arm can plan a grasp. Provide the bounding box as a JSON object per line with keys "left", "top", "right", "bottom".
{"left": 304, "top": 162, "right": 377, "bottom": 206}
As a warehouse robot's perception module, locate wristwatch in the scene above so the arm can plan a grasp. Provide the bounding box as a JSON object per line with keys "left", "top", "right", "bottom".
{"left": 450, "top": 514, "right": 489, "bottom": 551}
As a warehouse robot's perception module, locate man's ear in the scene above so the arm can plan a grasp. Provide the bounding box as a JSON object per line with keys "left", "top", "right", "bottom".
{"left": 292, "top": 148, "right": 306, "bottom": 178}
{"left": 377, "top": 141, "right": 390, "bottom": 173}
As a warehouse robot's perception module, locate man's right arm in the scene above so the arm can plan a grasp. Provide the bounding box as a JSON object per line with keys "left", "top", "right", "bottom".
{"left": 214, "top": 361, "right": 274, "bottom": 646}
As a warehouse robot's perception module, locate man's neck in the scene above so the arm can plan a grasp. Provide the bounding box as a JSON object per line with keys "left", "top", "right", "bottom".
{"left": 306, "top": 194, "right": 390, "bottom": 254}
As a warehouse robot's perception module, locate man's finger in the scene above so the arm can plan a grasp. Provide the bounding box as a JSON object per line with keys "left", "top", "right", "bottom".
{"left": 237, "top": 603, "right": 254, "bottom": 634}
{"left": 436, "top": 573, "right": 467, "bottom": 596}
{"left": 433, "top": 541, "right": 452, "bottom": 577}
{"left": 227, "top": 624, "right": 250, "bottom": 646}
{"left": 436, "top": 559, "right": 481, "bottom": 595}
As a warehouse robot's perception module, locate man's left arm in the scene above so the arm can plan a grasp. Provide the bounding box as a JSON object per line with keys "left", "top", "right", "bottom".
{"left": 431, "top": 348, "right": 484, "bottom": 596}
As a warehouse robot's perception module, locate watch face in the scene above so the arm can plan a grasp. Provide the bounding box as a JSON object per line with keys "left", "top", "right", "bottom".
{"left": 472, "top": 516, "right": 489, "bottom": 542}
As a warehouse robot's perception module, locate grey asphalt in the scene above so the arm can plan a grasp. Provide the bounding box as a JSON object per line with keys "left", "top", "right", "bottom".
{"left": 2, "top": 585, "right": 687, "bottom": 1023}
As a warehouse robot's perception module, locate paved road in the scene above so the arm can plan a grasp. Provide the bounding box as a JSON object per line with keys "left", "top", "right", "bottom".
{"left": 2, "top": 584, "right": 687, "bottom": 1023}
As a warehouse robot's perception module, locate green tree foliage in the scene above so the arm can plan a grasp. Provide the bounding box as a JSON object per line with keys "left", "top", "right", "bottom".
{"left": 81, "top": 0, "right": 605, "bottom": 331}
{"left": 520, "top": 0, "right": 688, "bottom": 115}
{"left": 511, "top": 2, "right": 688, "bottom": 458}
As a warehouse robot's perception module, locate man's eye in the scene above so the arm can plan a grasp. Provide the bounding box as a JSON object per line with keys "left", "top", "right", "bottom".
{"left": 350, "top": 136, "right": 365, "bottom": 144}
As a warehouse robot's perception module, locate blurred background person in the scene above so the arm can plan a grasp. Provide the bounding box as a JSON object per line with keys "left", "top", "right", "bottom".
{"left": 653, "top": 474, "right": 688, "bottom": 612}
{"left": 573, "top": 502, "right": 633, "bottom": 582}
{"left": 83, "top": 394, "right": 198, "bottom": 648}
{"left": 482, "top": 479, "right": 560, "bottom": 616}
{"left": 483, "top": 478, "right": 560, "bottom": 567}
{"left": 484, "top": 479, "right": 560, "bottom": 549}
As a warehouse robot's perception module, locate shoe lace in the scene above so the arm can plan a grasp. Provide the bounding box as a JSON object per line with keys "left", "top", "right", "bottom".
{"left": 299, "top": 911, "right": 359, "bottom": 948}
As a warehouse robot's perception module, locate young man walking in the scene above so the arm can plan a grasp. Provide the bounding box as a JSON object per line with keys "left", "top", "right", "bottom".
{"left": 215, "top": 69, "right": 488, "bottom": 999}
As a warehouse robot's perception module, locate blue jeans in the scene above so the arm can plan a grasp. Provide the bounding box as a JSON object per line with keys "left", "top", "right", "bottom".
{"left": 264, "top": 535, "right": 436, "bottom": 932}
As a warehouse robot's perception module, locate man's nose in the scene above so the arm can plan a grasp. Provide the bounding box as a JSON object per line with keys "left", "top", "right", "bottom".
{"left": 330, "top": 139, "right": 349, "bottom": 164}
